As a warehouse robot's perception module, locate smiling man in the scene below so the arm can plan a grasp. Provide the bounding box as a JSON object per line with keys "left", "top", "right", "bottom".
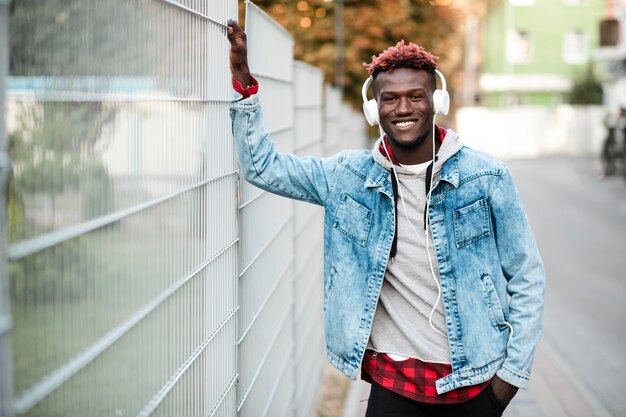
{"left": 374, "top": 67, "right": 438, "bottom": 164}
{"left": 228, "top": 21, "right": 545, "bottom": 417}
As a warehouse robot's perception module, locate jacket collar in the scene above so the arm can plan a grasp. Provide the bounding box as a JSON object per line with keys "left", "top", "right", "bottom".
{"left": 366, "top": 145, "right": 461, "bottom": 198}
{"left": 437, "top": 153, "right": 460, "bottom": 189}
{"left": 364, "top": 162, "right": 394, "bottom": 199}
{"left": 367, "top": 151, "right": 461, "bottom": 192}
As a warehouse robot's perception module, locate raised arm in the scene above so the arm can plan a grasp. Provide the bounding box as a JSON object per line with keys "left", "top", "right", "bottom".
{"left": 227, "top": 20, "right": 252, "bottom": 89}
{"left": 226, "top": 20, "right": 344, "bottom": 206}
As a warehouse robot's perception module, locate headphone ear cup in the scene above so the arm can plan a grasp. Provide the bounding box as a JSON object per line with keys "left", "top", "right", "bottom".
{"left": 363, "top": 99, "right": 379, "bottom": 126}
{"left": 433, "top": 89, "right": 450, "bottom": 116}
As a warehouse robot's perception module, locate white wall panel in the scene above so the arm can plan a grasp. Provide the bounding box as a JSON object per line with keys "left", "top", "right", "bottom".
{"left": 295, "top": 108, "right": 324, "bottom": 152}
{"left": 342, "top": 103, "right": 370, "bottom": 150}
{"left": 291, "top": 61, "right": 325, "bottom": 417}
{"left": 324, "top": 85, "right": 343, "bottom": 155}
{"left": 256, "top": 79, "right": 295, "bottom": 134}
{"left": 294, "top": 62, "right": 324, "bottom": 108}
{"left": 245, "top": 2, "right": 294, "bottom": 83}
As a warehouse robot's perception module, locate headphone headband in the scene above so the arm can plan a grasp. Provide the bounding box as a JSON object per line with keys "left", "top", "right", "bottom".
{"left": 361, "top": 76, "right": 374, "bottom": 104}
{"left": 434, "top": 69, "right": 446, "bottom": 92}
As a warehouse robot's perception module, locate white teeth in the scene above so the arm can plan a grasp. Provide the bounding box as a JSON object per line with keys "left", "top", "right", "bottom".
{"left": 395, "top": 121, "right": 415, "bottom": 127}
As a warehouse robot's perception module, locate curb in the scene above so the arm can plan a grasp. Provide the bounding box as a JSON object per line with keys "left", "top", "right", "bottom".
{"left": 342, "top": 380, "right": 370, "bottom": 417}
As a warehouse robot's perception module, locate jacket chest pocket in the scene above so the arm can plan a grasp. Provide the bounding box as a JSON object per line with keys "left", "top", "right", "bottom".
{"left": 333, "top": 194, "right": 373, "bottom": 247}
{"left": 453, "top": 198, "right": 491, "bottom": 249}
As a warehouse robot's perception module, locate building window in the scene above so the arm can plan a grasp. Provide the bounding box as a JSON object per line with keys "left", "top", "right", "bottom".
{"left": 563, "top": 29, "right": 588, "bottom": 64}
{"left": 506, "top": 30, "right": 533, "bottom": 64}
{"left": 508, "top": 0, "right": 534, "bottom": 5}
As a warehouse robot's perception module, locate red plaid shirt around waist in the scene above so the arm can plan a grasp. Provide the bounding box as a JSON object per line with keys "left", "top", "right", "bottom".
{"left": 361, "top": 350, "right": 490, "bottom": 404}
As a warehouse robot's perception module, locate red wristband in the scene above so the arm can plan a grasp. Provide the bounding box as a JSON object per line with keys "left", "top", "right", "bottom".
{"left": 232, "top": 75, "right": 259, "bottom": 98}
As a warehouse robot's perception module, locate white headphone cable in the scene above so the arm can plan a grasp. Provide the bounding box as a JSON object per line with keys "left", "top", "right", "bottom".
{"left": 378, "top": 125, "right": 428, "bottom": 249}
{"left": 379, "top": 119, "right": 445, "bottom": 338}
{"left": 425, "top": 116, "right": 445, "bottom": 337}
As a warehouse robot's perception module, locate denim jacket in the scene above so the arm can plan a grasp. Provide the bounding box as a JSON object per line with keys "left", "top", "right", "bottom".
{"left": 230, "top": 95, "right": 545, "bottom": 393}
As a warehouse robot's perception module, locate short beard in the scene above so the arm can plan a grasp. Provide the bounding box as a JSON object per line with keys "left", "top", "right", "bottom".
{"left": 385, "top": 131, "right": 429, "bottom": 150}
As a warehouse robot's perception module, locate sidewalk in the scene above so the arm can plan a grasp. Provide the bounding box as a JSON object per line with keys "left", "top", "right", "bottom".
{"left": 342, "top": 339, "right": 614, "bottom": 417}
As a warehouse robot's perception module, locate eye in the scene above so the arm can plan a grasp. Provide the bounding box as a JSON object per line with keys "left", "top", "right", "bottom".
{"left": 411, "top": 95, "right": 423, "bottom": 101}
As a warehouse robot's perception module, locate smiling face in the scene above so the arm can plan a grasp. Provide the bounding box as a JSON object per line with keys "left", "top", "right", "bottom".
{"left": 374, "top": 67, "right": 436, "bottom": 164}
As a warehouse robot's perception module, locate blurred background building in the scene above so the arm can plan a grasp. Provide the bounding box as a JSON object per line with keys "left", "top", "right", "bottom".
{"left": 595, "top": 0, "right": 626, "bottom": 116}
{"left": 243, "top": 0, "right": 619, "bottom": 161}
{"left": 480, "top": 0, "right": 604, "bottom": 107}
{"left": 458, "top": 0, "right": 611, "bottom": 160}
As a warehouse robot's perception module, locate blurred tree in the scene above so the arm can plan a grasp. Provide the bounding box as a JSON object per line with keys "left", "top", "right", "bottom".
{"left": 8, "top": 1, "right": 125, "bottom": 304}
{"left": 7, "top": 102, "right": 115, "bottom": 304}
{"left": 240, "top": 0, "right": 498, "bottom": 108}
{"left": 568, "top": 64, "right": 603, "bottom": 105}
{"left": 9, "top": 0, "right": 153, "bottom": 77}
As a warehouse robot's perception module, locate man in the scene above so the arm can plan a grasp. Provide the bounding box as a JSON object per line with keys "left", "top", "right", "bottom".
{"left": 227, "top": 19, "right": 544, "bottom": 417}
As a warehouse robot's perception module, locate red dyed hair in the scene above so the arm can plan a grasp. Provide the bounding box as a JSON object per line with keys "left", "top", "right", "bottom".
{"left": 365, "top": 40, "right": 438, "bottom": 78}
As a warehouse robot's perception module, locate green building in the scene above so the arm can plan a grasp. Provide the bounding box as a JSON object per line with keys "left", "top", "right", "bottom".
{"left": 480, "top": 0, "right": 606, "bottom": 107}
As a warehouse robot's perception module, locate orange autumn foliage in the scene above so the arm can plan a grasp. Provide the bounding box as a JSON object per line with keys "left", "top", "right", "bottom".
{"left": 239, "top": 0, "right": 498, "bottom": 109}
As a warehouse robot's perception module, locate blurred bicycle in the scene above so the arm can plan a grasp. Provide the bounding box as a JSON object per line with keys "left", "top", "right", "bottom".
{"left": 600, "top": 109, "right": 625, "bottom": 178}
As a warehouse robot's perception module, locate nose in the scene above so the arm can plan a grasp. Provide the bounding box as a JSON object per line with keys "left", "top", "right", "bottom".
{"left": 396, "top": 97, "right": 412, "bottom": 115}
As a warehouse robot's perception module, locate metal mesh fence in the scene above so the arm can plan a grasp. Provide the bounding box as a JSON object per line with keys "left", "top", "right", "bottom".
{"left": 4, "top": 1, "right": 239, "bottom": 416}
{"left": 1, "top": 1, "right": 368, "bottom": 416}
{"left": 292, "top": 60, "right": 325, "bottom": 417}
{"left": 0, "top": 1, "right": 12, "bottom": 416}
{"left": 236, "top": 4, "right": 295, "bottom": 417}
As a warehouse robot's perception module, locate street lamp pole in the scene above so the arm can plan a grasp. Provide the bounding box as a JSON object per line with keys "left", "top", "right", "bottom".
{"left": 334, "top": 0, "right": 344, "bottom": 91}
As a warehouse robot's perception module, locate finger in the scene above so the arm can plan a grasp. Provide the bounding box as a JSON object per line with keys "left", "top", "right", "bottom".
{"left": 227, "top": 19, "right": 240, "bottom": 33}
{"left": 226, "top": 20, "right": 235, "bottom": 39}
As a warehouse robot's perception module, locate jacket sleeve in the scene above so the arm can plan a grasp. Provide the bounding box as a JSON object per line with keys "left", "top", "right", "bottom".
{"left": 489, "top": 163, "right": 545, "bottom": 389}
{"left": 230, "top": 94, "right": 343, "bottom": 206}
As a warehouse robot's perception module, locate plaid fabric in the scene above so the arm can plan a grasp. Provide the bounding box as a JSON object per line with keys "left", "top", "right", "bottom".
{"left": 361, "top": 350, "right": 490, "bottom": 404}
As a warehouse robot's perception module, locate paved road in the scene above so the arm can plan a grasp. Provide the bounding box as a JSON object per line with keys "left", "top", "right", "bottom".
{"left": 344, "top": 156, "right": 626, "bottom": 417}
{"left": 503, "top": 156, "right": 626, "bottom": 417}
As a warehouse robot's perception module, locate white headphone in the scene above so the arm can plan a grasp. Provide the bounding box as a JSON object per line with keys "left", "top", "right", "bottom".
{"left": 361, "top": 69, "right": 450, "bottom": 126}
